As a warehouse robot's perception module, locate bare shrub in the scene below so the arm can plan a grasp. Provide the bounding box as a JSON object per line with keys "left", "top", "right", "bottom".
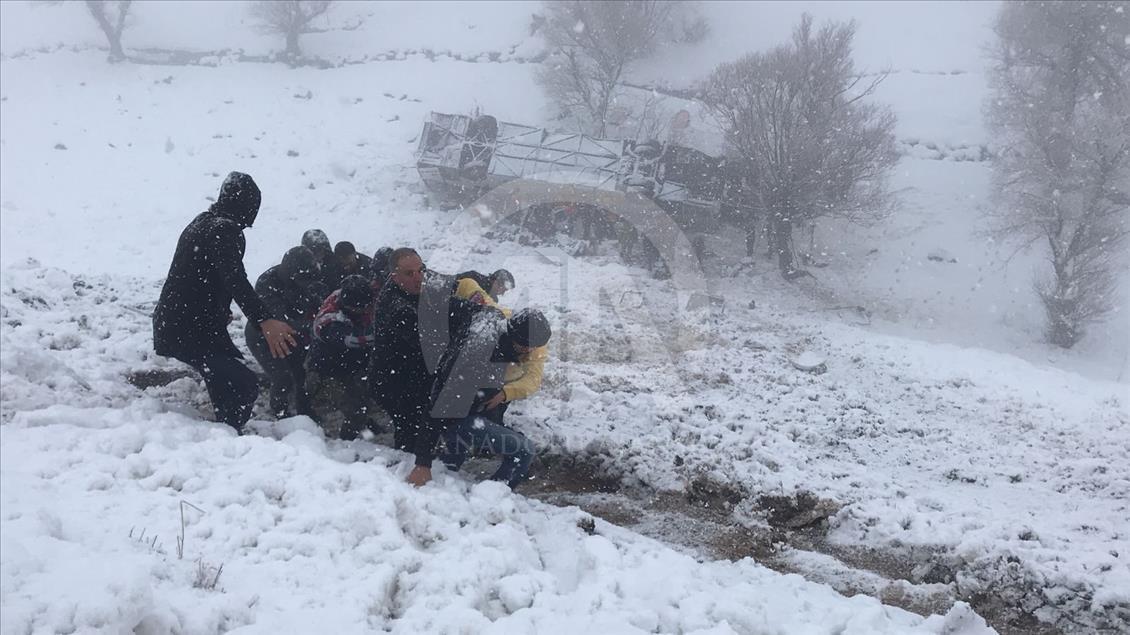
{"left": 703, "top": 15, "right": 899, "bottom": 279}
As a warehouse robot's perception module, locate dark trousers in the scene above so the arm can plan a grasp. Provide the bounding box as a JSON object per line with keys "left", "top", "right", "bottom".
{"left": 388, "top": 406, "right": 427, "bottom": 454}
{"left": 438, "top": 414, "right": 535, "bottom": 488}
{"left": 175, "top": 353, "right": 258, "bottom": 433}
{"left": 246, "top": 324, "right": 311, "bottom": 418}
{"left": 306, "top": 371, "right": 376, "bottom": 441}
{"left": 480, "top": 401, "right": 509, "bottom": 426}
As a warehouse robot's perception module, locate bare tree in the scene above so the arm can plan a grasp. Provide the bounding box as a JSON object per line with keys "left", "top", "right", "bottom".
{"left": 536, "top": 1, "right": 681, "bottom": 136}
{"left": 703, "top": 15, "right": 898, "bottom": 279}
{"left": 987, "top": 1, "right": 1130, "bottom": 348}
{"left": 249, "top": 0, "right": 332, "bottom": 63}
{"left": 84, "top": 0, "right": 131, "bottom": 62}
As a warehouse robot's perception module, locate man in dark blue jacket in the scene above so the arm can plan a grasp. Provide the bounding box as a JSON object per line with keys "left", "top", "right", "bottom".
{"left": 153, "top": 172, "right": 297, "bottom": 432}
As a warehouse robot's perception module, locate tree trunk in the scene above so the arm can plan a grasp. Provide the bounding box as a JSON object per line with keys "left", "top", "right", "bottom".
{"left": 595, "top": 90, "right": 609, "bottom": 137}
{"left": 85, "top": 1, "right": 127, "bottom": 63}
{"left": 770, "top": 205, "right": 802, "bottom": 279}
{"left": 107, "top": 32, "right": 125, "bottom": 62}
{"left": 1043, "top": 285, "right": 1081, "bottom": 349}
{"left": 1042, "top": 257, "right": 1082, "bottom": 349}
{"left": 285, "top": 30, "right": 301, "bottom": 61}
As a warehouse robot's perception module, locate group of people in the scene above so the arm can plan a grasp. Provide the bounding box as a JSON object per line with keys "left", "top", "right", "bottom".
{"left": 152, "top": 172, "right": 550, "bottom": 488}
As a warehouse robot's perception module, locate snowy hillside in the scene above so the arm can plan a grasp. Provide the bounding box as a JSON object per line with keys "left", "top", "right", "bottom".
{"left": 2, "top": 2, "right": 1128, "bottom": 634}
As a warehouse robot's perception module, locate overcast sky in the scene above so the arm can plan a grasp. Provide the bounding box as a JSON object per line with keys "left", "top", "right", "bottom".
{"left": 637, "top": 1, "right": 1001, "bottom": 87}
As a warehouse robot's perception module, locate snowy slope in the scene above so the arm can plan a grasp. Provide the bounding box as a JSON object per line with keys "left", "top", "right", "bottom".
{"left": 2, "top": 1, "right": 1128, "bottom": 633}
{"left": 0, "top": 389, "right": 988, "bottom": 634}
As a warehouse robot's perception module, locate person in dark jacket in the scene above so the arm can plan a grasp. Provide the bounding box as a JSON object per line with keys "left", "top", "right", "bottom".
{"left": 305, "top": 275, "right": 380, "bottom": 441}
{"left": 153, "top": 172, "right": 297, "bottom": 432}
{"left": 370, "top": 249, "right": 431, "bottom": 460}
{"left": 302, "top": 229, "right": 333, "bottom": 267}
{"left": 370, "top": 246, "right": 394, "bottom": 292}
{"left": 455, "top": 269, "right": 515, "bottom": 302}
{"left": 302, "top": 229, "right": 337, "bottom": 289}
{"left": 244, "top": 246, "right": 327, "bottom": 419}
{"left": 370, "top": 248, "right": 490, "bottom": 486}
{"left": 332, "top": 241, "right": 373, "bottom": 284}
{"left": 427, "top": 309, "right": 551, "bottom": 488}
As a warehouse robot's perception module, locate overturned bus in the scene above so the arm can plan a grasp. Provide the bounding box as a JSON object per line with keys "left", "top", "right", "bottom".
{"left": 414, "top": 111, "right": 755, "bottom": 266}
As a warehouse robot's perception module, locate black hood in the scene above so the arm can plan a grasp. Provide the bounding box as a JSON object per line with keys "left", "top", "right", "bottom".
{"left": 211, "top": 172, "right": 261, "bottom": 228}
{"left": 372, "top": 246, "right": 394, "bottom": 281}
{"left": 302, "top": 229, "right": 332, "bottom": 258}
{"left": 280, "top": 246, "right": 317, "bottom": 282}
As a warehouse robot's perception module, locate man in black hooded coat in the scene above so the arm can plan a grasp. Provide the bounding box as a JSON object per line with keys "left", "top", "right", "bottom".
{"left": 153, "top": 172, "right": 297, "bottom": 432}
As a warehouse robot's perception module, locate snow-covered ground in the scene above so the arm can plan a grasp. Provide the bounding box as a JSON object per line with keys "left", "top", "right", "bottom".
{"left": 2, "top": 1, "right": 1128, "bottom": 633}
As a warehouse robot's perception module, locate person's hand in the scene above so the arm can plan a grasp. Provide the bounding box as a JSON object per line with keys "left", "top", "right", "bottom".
{"left": 406, "top": 465, "right": 432, "bottom": 487}
{"left": 260, "top": 319, "right": 298, "bottom": 358}
{"left": 480, "top": 391, "right": 506, "bottom": 412}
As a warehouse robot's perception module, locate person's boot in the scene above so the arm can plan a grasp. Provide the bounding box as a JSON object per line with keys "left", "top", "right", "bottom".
{"left": 340, "top": 417, "right": 363, "bottom": 441}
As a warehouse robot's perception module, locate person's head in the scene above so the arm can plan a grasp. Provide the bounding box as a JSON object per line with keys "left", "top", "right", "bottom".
{"left": 488, "top": 269, "right": 515, "bottom": 299}
{"left": 338, "top": 275, "right": 374, "bottom": 318}
{"left": 506, "top": 308, "right": 551, "bottom": 353}
{"left": 389, "top": 247, "right": 424, "bottom": 296}
{"left": 372, "top": 246, "right": 394, "bottom": 280}
{"left": 334, "top": 241, "right": 360, "bottom": 273}
{"left": 213, "top": 171, "right": 261, "bottom": 228}
{"left": 279, "top": 246, "right": 319, "bottom": 289}
{"left": 301, "top": 229, "right": 332, "bottom": 263}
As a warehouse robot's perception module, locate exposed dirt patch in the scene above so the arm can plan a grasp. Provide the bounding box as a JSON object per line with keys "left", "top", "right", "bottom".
{"left": 757, "top": 492, "right": 841, "bottom": 530}
{"left": 125, "top": 368, "right": 196, "bottom": 389}
{"left": 527, "top": 453, "right": 626, "bottom": 495}
{"left": 514, "top": 450, "right": 1065, "bottom": 635}
{"left": 685, "top": 475, "right": 744, "bottom": 511}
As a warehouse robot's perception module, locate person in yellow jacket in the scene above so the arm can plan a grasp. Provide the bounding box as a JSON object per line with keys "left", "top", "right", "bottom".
{"left": 456, "top": 269, "right": 514, "bottom": 303}
{"left": 453, "top": 275, "right": 512, "bottom": 317}
{"left": 451, "top": 277, "right": 546, "bottom": 425}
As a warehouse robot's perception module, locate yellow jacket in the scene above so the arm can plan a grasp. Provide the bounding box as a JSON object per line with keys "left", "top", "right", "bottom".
{"left": 502, "top": 345, "right": 548, "bottom": 402}
{"left": 453, "top": 277, "right": 512, "bottom": 318}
